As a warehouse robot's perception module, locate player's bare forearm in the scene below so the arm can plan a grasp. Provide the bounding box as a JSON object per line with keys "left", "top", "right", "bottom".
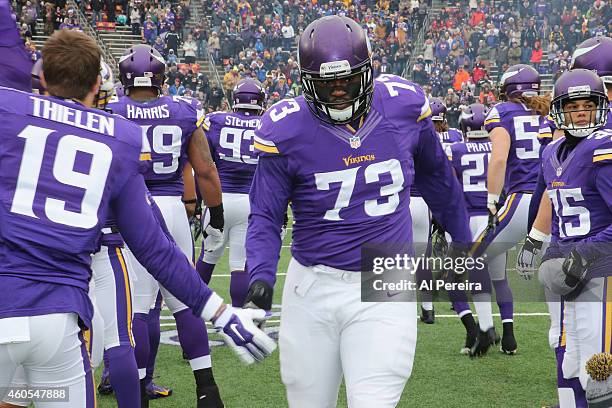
{"left": 531, "top": 189, "right": 552, "bottom": 235}
{"left": 487, "top": 128, "right": 510, "bottom": 197}
{"left": 188, "top": 127, "right": 222, "bottom": 207}
{"left": 182, "top": 162, "right": 197, "bottom": 217}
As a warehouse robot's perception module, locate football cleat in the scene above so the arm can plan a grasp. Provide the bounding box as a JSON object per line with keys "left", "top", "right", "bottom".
{"left": 420, "top": 306, "right": 435, "bottom": 324}
{"left": 146, "top": 382, "right": 173, "bottom": 400}
{"left": 489, "top": 327, "right": 501, "bottom": 345}
{"left": 460, "top": 329, "right": 478, "bottom": 355}
{"left": 470, "top": 328, "right": 497, "bottom": 357}
{"left": 501, "top": 322, "right": 518, "bottom": 355}
{"left": 197, "top": 384, "right": 224, "bottom": 408}
{"left": 97, "top": 366, "right": 113, "bottom": 395}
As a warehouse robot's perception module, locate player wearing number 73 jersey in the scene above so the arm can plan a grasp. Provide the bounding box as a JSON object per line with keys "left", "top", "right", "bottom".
{"left": 243, "top": 15, "right": 472, "bottom": 408}
{"left": 0, "top": 30, "right": 274, "bottom": 408}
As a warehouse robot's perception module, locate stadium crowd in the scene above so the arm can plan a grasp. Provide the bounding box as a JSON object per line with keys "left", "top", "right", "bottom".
{"left": 12, "top": 0, "right": 612, "bottom": 114}
{"left": 413, "top": 0, "right": 611, "bottom": 125}
{"left": 202, "top": 0, "right": 427, "bottom": 106}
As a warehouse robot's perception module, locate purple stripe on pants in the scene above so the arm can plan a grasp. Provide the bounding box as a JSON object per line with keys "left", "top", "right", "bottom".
{"left": 78, "top": 331, "right": 96, "bottom": 408}
{"left": 107, "top": 246, "right": 134, "bottom": 347}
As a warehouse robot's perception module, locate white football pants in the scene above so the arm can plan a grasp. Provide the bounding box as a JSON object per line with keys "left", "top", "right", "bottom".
{"left": 203, "top": 192, "right": 249, "bottom": 271}
{"left": 280, "top": 258, "right": 417, "bottom": 408}
{"left": 128, "top": 195, "right": 193, "bottom": 315}
{"left": 0, "top": 313, "right": 95, "bottom": 408}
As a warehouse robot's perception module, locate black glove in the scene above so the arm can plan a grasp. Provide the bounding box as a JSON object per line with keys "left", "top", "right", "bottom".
{"left": 442, "top": 243, "right": 469, "bottom": 282}
{"left": 516, "top": 235, "right": 544, "bottom": 279}
{"left": 562, "top": 249, "right": 589, "bottom": 289}
{"left": 206, "top": 204, "right": 224, "bottom": 232}
{"left": 244, "top": 280, "right": 274, "bottom": 311}
{"left": 189, "top": 201, "right": 203, "bottom": 241}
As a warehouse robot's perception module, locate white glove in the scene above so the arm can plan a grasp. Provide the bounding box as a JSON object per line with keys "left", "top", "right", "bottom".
{"left": 203, "top": 224, "right": 224, "bottom": 253}
{"left": 214, "top": 307, "right": 276, "bottom": 365}
{"left": 201, "top": 293, "right": 276, "bottom": 364}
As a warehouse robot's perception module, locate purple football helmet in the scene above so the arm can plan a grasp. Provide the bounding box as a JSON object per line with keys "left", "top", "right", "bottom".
{"left": 118, "top": 44, "right": 166, "bottom": 95}
{"left": 31, "top": 59, "right": 45, "bottom": 94}
{"left": 233, "top": 78, "right": 266, "bottom": 114}
{"left": 298, "top": 15, "right": 373, "bottom": 124}
{"left": 459, "top": 103, "right": 489, "bottom": 138}
{"left": 499, "top": 64, "right": 540, "bottom": 99}
{"left": 550, "top": 69, "right": 608, "bottom": 137}
{"left": 429, "top": 97, "right": 447, "bottom": 121}
{"left": 571, "top": 36, "right": 612, "bottom": 85}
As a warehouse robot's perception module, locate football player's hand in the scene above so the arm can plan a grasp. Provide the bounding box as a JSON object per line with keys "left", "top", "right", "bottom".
{"left": 280, "top": 212, "right": 289, "bottom": 241}
{"left": 516, "top": 235, "right": 543, "bottom": 280}
{"left": 244, "top": 280, "right": 274, "bottom": 311}
{"left": 431, "top": 230, "right": 449, "bottom": 259}
{"left": 441, "top": 243, "right": 469, "bottom": 281}
{"left": 203, "top": 204, "right": 224, "bottom": 253}
{"left": 213, "top": 306, "right": 277, "bottom": 364}
{"left": 562, "top": 249, "right": 589, "bottom": 288}
{"left": 203, "top": 224, "right": 223, "bottom": 252}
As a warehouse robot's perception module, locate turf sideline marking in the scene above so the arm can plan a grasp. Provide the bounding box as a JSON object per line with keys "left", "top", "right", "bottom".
{"left": 158, "top": 312, "right": 550, "bottom": 328}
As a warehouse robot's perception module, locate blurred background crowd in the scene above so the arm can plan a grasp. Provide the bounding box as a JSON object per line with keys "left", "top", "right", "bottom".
{"left": 12, "top": 0, "right": 612, "bottom": 118}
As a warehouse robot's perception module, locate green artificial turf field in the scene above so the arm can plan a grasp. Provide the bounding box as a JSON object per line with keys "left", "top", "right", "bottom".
{"left": 95, "top": 227, "right": 558, "bottom": 408}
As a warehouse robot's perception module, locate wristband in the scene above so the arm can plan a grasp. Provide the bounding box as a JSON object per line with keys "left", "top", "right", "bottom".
{"left": 487, "top": 193, "right": 500, "bottom": 208}
{"left": 528, "top": 227, "right": 549, "bottom": 242}
{"left": 201, "top": 292, "right": 224, "bottom": 321}
{"left": 208, "top": 204, "right": 224, "bottom": 229}
{"left": 182, "top": 198, "right": 197, "bottom": 204}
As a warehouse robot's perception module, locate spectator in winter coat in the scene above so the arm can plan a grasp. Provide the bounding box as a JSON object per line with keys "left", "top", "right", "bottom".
{"left": 183, "top": 34, "right": 198, "bottom": 64}
{"left": 520, "top": 40, "right": 532, "bottom": 63}
{"left": 507, "top": 40, "right": 521, "bottom": 65}
{"left": 530, "top": 39, "right": 543, "bottom": 70}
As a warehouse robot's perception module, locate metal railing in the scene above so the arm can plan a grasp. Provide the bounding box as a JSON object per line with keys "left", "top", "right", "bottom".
{"left": 68, "top": 0, "right": 118, "bottom": 75}
{"left": 402, "top": 12, "right": 431, "bottom": 80}
{"left": 187, "top": 1, "right": 226, "bottom": 102}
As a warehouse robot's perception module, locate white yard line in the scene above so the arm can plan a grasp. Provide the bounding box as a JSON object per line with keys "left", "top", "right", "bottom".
{"left": 158, "top": 313, "right": 550, "bottom": 328}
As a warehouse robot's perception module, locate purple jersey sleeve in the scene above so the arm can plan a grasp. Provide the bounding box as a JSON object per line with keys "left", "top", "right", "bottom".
{"left": 416, "top": 121, "right": 472, "bottom": 244}
{"left": 538, "top": 115, "right": 555, "bottom": 146}
{"left": 113, "top": 173, "right": 213, "bottom": 315}
{"left": 246, "top": 155, "right": 292, "bottom": 287}
{"left": 0, "top": 0, "right": 33, "bottom": 91}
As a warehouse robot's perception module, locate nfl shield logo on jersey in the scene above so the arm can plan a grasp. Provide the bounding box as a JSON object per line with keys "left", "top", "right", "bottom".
{"left": 349, "top": 135, "right": 361, "bottom": 149}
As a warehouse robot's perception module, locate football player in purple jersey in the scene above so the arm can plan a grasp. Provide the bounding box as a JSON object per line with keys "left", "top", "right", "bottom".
{"left": 449, "top": 103, "right": 512, "bottom": 356}
{"left": 415, "top": 97, "right": 466, "bottom": 325}
{"left": 243, "top": 16, "right": 472, "bottom": 407}
{"left": 430, "top": 97, "right": 464, "bottom": 152}
{"left": 518, "top": 38, "right": 612, "bottom": 407}
{"left": 0, "top": 0, "right": 32, "bottom": 92}
{"left": 471, "top": 64, "right": 551, "bottom": 355}
{"left": 0, "top": 30, "right": 275, "bottom": 408}
{"left": 108, "top": 44, "right": 228, "bottom": 407}
{"left": 523, "top": 69, "right": 611, "bottom": 408}
{"left": 195, "top": 78, "right": 266, "bottom": 307}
